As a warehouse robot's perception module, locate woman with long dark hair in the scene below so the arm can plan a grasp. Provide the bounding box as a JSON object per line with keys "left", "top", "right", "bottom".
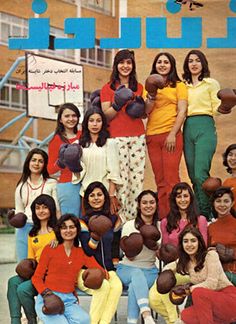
{"left": 116, "top": 190, "right": 159, "bottom": 324}
{"left": 78, "top": 181, "right": 122, "bottom": 324}
{"left": 100, "top": 49, "right": 146, "bottom": 222}
{"left": 7, "top": 194, "right": 57, "bottom": 324}
{"left": 48, "top": 103, "right": 82, "bottom": 216}
{"left": 145, "top": 52, "right": 187, "bottom": 219}
{"left": 14, "top": 148, "right": 59, "bottom": 261}
{"left": 182, "top": 50, "right": 221, "bottom": 221}
{"left": 222, "top": 144, "right": 236, "bottom": 210}
{"left": 161, "top": 182, "right": 207, "bottom": 246}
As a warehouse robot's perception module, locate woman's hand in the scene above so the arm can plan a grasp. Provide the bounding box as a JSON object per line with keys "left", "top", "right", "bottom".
{"left": 49, "top": 239, "right": 58, "bottom": 249}
{"left": 110, "top": 196, "right": 121, "bottom": 215}
{"left": 165, "top": 132, "right": 176, "bottom": 152}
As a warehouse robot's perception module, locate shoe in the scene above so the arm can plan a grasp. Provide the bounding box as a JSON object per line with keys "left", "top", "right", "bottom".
{"left": 144, "top": 315, "right": 155, "bottom": 324}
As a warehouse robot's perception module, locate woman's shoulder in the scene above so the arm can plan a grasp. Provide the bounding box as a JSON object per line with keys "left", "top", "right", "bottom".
{"left": 198, "top": 215, "right": 208, "bottom": 224}
{"left": 206, "top": 249, "right": 219, "bottom": 261}
{"left": 45, "top": 177, "right": 57, "bottom": 185}
{"left": 204, "top": 77, "right": 220, "bottom": 87}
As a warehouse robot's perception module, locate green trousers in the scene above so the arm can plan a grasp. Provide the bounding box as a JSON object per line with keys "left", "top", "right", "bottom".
{"left": 7, "top": 275, "right": 37, "bottom": 324}
{"left": 183, "top": 116, "right": 217, "bottom": 220}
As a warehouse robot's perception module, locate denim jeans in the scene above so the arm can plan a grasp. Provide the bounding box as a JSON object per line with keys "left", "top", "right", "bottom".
{"left": 57, "top": 182, "right": 81, "bottom": 217}
{"left": 16, "top": 223, "right": 33, "bottom": 261}
{"left": 35, "top": 291, "right": 90, "bottom": 324}
{"left": 116, "top": 264, "right": 158, "bottom": 324}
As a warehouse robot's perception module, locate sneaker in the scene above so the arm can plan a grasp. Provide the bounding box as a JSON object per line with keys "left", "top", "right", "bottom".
{"left": 144, "top": 315, "right": 155, "bottom": 324}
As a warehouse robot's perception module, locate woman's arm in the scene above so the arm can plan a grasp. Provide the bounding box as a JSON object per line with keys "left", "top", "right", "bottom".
{"left": 160, "top": 218, "right": 169, "bottom": 245}
{"left": 101, "top": 101, "right": 118, "bottom": 122}
{"left": 15, "top": 184, "right": 25, "bottom": 213}
{"left": 27, "top": 236, "right": 35, "bottom": 259}
{"left": 198, "top": 215, "right": 208, "bottom": 246}
{"left": 31, "top": 246, "right": 51, "bottom": 293}
{"left": 47, "top": 136, "right": 63, "bottom": 175}
{"left": 79, "top": 222, "right": 97, "bottom": 257}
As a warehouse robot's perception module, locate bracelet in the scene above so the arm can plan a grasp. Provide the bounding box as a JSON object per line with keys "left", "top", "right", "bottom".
{"left": 146, "top": 93, "right": 156, "bottom": 101}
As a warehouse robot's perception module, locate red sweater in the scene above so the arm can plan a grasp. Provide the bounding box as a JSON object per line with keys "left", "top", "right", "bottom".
{"left": 47, "top": 132, "right": 81, "bottom": 183}
{"left": 32, "top": 244, "right": 103, "bottom": 294}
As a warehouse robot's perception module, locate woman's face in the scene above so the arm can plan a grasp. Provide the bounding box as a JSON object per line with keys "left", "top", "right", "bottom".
{"left": 60, "top": 219, "right": 77, "bottom": 241}
{"left": 117, "top": 58, "right": 133, "bottom": 78}
{"left": 155, "top": 55, "right": 171, "bottom": 77}
{"left": 188, "top": 54, "right": 202, "bottom": 77}
{"left": 213, "top": 193, "right": 234, "bottom": 218}
{"left": 182, "top": 232, "right": 199, "bottom": 257}
{"left": 60, "top": 108, "right": 79, "bottom": 131}
{"left": 88, "top": 113, "right": 103, "bottom": 135}
{"left": 29, "top": 154, "right": 45, "bottom": 175}
{"left": 175, "top": 189, "right": 191, "bottom": 211}
{"left": 140, "top": 194, "right": 157, "bottom": 221}
{"left": 88, "top": 188, "right": 105, "bottom": 211}
{"left": 227, "top": 149, "right": 236, "bottom": 171}
{"left": 35, "top": 203, "right": 50, "bottom": 221}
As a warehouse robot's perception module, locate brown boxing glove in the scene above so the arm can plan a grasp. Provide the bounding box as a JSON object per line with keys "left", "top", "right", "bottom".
{"left": 215, "top": 243, "right": 235, "bottom": 263}
{"left": 158, "top": 244, "right": 179, "bottom": 264}
{"left": 15, "top": 258, "right": 38, "bottom": 280}
{"left": 139, "top": 224, "right": 160, "bottom": 250}
{"left": 217, "top": 88, "right": 236, "bottom": 114}
{"left": 145, "top": 74, "right": 165, "bottom": 99}
{"left": 202, "top": 177, "right": 222, "bottom": 195}
{"left": 169, "top": 283, "right": 192, "bottom": 305}
{"left": 8, "top": 210, "right": 27, "bottom": 228}
{"left": 88, "top": 215, "right": 113, "bottom": 249}
{"left": 156, "top": 269, "right": 177, "bottom": 294}
{"left": 82, "top": 268, "right": 105, "bottom": 289}
{"left": 120, "top": 233, "right": 144, "bottom": 258}
{"left": 42, "top": 289, "right": 65, "bottom": 315}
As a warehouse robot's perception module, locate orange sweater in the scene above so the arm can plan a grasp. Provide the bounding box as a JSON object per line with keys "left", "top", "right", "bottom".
{"left": 32, "top": 244, "right": 103, "bottom": 294}
{"left": 208, "top": 214, "right": 236, "bottom": 273}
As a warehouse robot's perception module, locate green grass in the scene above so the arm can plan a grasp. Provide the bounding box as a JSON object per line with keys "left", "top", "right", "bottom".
{"left": 0, "top": 227, "right": 15, "bottom": 234}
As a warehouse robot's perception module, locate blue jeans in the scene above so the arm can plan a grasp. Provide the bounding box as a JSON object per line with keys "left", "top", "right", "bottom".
{"left": 116, "top": 264, "right": 158, "bottom": 324}
{"left": 35, "top": 291, "right": 90, "bottom": 324}
{"left": 57, "top": 182, "right": 81, "bottom": 217}
{"left": 16, "top": 223, "right": 33, "bottom": 262}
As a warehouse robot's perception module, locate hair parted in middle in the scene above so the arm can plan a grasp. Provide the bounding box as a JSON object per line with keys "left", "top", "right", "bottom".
{"left": 54, "top": 214, "right": 81, "bottom": 247}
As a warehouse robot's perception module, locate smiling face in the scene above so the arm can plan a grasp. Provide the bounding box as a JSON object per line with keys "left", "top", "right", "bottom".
{"left": 182, "top": 232, "right": 199, "bottom": 257}
{"left": 88, "top": 188, "right": 105, "bottom": 211}
{"left": 140, "top": 193, "right": 157, "bottom": 221}
{"left": 35, "top": 203, "right": 50, "bottom": 221}
{"left": 227, "top": 148, "right": 236, "bottom": 171}
{"left": 188, "top": 54, "right": 202, "bottom": 77}
{"left": 213, "top": 193, "right": 234, "bottom": 218}
{"left": 175, "top": 189, "right": 191, "bottom": 212}
{"left": 117, "top": 58, "right": 133, "bottom": 78}
{"left": 60, "top": 108, "right": 79, "bottom": 132}
{"left": 29, "top": 153, "right": 45, "bottom": 175}
{"left": 60, "top": 219, "right": 77, "bottom": 241}
{"left": 155, "top": 54, "right": 171, "bottom": 77}
{"left": 88, "top": 113, "right": 103, "bottom": 135}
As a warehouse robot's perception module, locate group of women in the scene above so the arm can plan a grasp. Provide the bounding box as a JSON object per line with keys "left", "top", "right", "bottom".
{"left": 6, "top": 47, "right": 236, "bottom": 324}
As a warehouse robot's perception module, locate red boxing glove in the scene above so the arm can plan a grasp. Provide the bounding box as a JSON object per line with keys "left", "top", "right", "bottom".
{"left": 41, "top": 289, "right": 65, "bottom": 315}
{"left": 15, "top": 258, "right": 37, "bottom": 280}
{"left": 145, "top": 74, "right": 165, "bottom": 99}
{"left": 169, "top": 283, "right": 192, "bottom": 305}
{"left": 202, "top": 177, "right": 222, "bottom": 195}
{"left": 217, "top": 88, "right": 236, "bottom": 114}
{"left": 88, "top": 215, "right": 113, "bottom": 249}
{"left": 82, "top": 268, "right": 105, "bottom": 289}
{"left": 156, "top": 269, "right": 177, "bottom": 294}
{"left": 8, "top": 210, "right": 27, "bottom": 228}
{"left": 139, "top": 224, "right": 160, "bottom": 250}
{"left": 120, "top": 233, "right": 143, "bottom": 258}
{"left": 157, "top": 244, "right": 179, "bottom": 264}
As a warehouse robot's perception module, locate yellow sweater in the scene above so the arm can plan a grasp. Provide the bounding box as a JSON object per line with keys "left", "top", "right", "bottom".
{"left": 28, "top": 231, "right": 55, "bottom": 262}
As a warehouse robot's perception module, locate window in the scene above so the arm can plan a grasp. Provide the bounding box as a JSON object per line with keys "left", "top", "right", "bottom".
{"left": 81, "top": 39, "right": 112, "bottom": 68}
{"left": 0, "top": 77, "right": 26, "bottom": 110}
{"left": 81, "top": 0, "right": 113, "bottom": 15}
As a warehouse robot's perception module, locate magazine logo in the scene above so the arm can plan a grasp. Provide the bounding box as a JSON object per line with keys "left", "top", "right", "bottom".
{"left": 8, "top": 0, "right": 236, "bottom": 50}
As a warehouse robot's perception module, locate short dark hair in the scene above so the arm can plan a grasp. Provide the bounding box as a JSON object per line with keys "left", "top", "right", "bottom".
{"left": 135, "top": 190, "right": 159, "bottom": 229}
{"left": 211, "top": 186, "right": 235, "bottom": 218}
{"left": 54, "top": 214, "right": 81, "bottom": 247}
{"left": 222, "top": 144, "right": 236, "bottom": 174}
{"left": 176, "top": 226, "right": 207, "bottom": 275}
{"left": 182, "top": 50, "right": 210, "bottom": 84}
{"left": 83, "top": 181, "right": 110, "bottom": 217}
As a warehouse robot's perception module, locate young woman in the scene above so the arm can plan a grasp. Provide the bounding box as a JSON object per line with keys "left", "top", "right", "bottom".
{"left": 208, "top": 186, "right": 236, "bottom": 285}
{"left": 78, "top": 181, "right": 122, "bottom": 324}
{"left": 182, "top": 50, "right": 221, "bottom": 221}
{"left": 176, "top": 226, "right": 236, "bottom": 324}
{"left": 145, "top": 52, "right": 187, "bottom": 219}
{"left": 100, "top": 49, "right": 146, "bottom": 222}
{"left": 222, "top": 143, "right": 236, "bottom": 210}
{"left": 116, "top": 190, "right": 159, "bottom": 324}
{"left": 74, "top": 107, "right": 121, "bottom": 214}
{"left": 48, "top": 103, "right": 82, "bottom": 216}
{"left": 7, "top": 194, "right": 57, "bottom": 324}
{"left": 32, "top": 214, "right": 104, "bottom": 324}
{"left": 160, "top": 182, "right": 208, "bottom": 246}
{"left": 15, "top": 148, "right": 59, "bottom": 261}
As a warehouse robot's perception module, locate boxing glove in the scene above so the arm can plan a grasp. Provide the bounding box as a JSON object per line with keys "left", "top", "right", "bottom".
{"left": 63, "top": 143, "right": 83, "bottom": 173}
{"left": 157, "top": 244, "right": 179, "bottom": 264}
{"left": 42, "top": 289, "right": 65, "bottom": 315}
{"left": 88, "top": 215, "right": 113, "bottom": 249}
{"left": 112, "top": 85, "right": 134, "bottom": 111}
{"left": 8, "top": 210, "right": 27, "bottom": 228}
{"left": 82, "top": 268, "right": 105, "bottom": 289}
{"left": 125, "top": 96, "right": 145, "bottom": 119}
{"left": 215, "top": 243, "right": 235, "bottom": 263}
{"left": 15, "top": 258, "right": 37, "bottom": 280}
{"left": 57, "top": 143, "right": 68, "bottom": 169}
{"left": 120, "top": 232, "right": 144, "bottom": 258}
{"left": 202, "top": 177, "right": 222, "bottom": 195}
{"left": 156, "top": 269, "right": 177, "bottom": 294}
{"left": 139, "top": 224, "right": 160, "bottom": 250}
{"left": 217, "top": 88, "right": 236, "bottom": 114}
{"left": 145, "top": 74, "right": 165, "bottom": 99}
{"left": 90, "top": 89, "right": 101, "bottom": 109}
{"left": 169, "top": 283, "right": 192, "bottom": 305}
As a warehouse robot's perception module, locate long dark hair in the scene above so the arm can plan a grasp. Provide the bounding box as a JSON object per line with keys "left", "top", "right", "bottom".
{"left": 109, "top": 49, "right": 138, "bottom": 92}
{"left": 176, "top": 226, "right": 207, "bottom": 275}
{"left": 135, "top": 190, "right": 159, "bottom": 229}
{"left": 211, "top": 186, "right": 236, "bottom": 218}
{"left": 54, "top": 103, "right": 81, "bottom": 142}
{"left": 150, "top": 52, "right": 181, "bottom": 87}
{"left": 223, "top": 144, "right": 236, "bottom": 174}
{"left": 79, "top": 107, "right": 109, "bottom": 148}
{"left": 29, "top": 194, "right": 57, "bottom": 237}
{"left": 83, "top": 181, "right": 110, "bottom": 217}
{"left": 17, "top": 148, "right": 49, "bottom": 197}
{"left": 54, "top": 214, "right": 81, "bottom": 247}
{"left": 182, "top": 50, "right": 210, "bottom": 84}
{"left": 166, "top": 182, "right": 199, "bottom": 234}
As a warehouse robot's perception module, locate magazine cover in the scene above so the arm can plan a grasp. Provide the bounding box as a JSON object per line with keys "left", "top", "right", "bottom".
{"left": 0, "top": 0, "right": 236, "bottom": 323}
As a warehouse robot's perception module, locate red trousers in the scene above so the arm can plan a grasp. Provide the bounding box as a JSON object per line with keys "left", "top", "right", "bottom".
{"left": 181, "top": 286, "right": 236, "bottom": 324}
{"left": 146, "top": 131, "right": 183, "bottom": 219}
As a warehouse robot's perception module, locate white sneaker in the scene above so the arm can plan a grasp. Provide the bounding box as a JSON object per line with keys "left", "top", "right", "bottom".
{"left": 144, "top": 315, "right": 156, "bottom": 324}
